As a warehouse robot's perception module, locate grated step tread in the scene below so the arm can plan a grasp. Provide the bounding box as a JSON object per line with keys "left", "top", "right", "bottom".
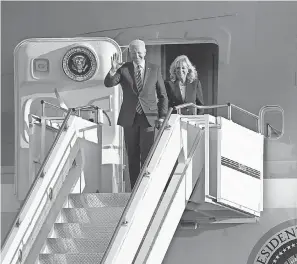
{"left": 39, "top": 253, "right": 104, "bottom": 264}
{"left": 67, "top": 192, "right": 131, "bottom": 208}
{"left": 44, "top": 238, "right": 112, "bottom": 254}
{"left": 59, "top": 207, "right": 124, "bottom": 224}
{"left": 52, "top": 223, "right": 117, "bottom": 238}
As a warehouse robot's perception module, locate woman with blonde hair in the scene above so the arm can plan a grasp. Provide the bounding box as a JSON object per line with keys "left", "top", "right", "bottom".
{"left": 165, "top": 55, "right": 204, "bottom": 115}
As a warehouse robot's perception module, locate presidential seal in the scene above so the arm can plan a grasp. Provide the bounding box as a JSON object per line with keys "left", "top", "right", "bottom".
{"left": 247, "top": 219, "right": 297, "bottom": 264}
{"left": 62, "top": 46, "right": 97, "bottom": 82}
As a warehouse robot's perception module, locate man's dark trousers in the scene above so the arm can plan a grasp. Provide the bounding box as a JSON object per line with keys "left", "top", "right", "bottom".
{"left": 124, "top": 112, "right": 155, "bottom": 189}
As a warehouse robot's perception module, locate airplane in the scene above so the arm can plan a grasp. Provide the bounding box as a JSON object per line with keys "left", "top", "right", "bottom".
{"left": 1, "top": 1, "right": 297, "bottom": 264}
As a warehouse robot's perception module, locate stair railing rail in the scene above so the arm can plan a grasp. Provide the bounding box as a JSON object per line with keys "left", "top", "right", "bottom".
{"left": 1, "top": 108, "right": 73, "bottom": 262}
{"left": 3, "top": 100, "right": 281, "bottom": 263}
{"left": 101, "top": 101, "right": 266, "bottom": 263}
{"left": 99, "top": 106, "right": 174, "bottom": 264}
{"left": 2, "top": 100, "right": 111, "bottom": 263}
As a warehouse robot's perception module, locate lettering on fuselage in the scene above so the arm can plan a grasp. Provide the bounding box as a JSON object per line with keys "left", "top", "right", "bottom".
{"left": 247, "top": 219, "right": 297, "bottom": 264}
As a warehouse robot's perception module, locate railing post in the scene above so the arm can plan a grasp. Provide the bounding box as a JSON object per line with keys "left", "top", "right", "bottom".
{"left": 28, "top": 115, "right": 36, "bottom": 184}
{"left": 95, "top": 107, "right": 99, "bottom": 124}
{"left": 40, "top": 100, "right": 46, "bottom": 162}
{"left": 41, "top": 100, "right": 45, "bottom": 117}
{"left": 204, "top": 115, "right": 210, "bottom": 197}
{"left": 227, "top": 102, "right": 232, "bottom": 120}
{"left": 40, "top": 117, "right": 46, "bottom": 163}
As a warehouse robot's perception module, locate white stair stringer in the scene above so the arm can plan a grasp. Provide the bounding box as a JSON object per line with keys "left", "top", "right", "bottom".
{"left": 2, "top": 115, "right": 98, "bottom": 264}
{"left": 134, "top": 128, "right": 205, "bottom": 264}
{"left": 38, "top": 193, "right": 130, "bottom": 264}
{"left": 101, "top": 114, "right": 182, "bottom": 264}
{"left": 34, "top": 114, "right": 205, "bottom": 264}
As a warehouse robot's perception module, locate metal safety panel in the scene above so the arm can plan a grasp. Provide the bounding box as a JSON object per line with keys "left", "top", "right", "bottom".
{"left": 217, "top": 117, "right": 264, "bottom": 216}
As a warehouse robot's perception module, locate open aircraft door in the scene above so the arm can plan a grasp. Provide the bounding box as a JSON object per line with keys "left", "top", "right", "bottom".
{"left": 14, "top": 37, "right": 125, "bottom": 200}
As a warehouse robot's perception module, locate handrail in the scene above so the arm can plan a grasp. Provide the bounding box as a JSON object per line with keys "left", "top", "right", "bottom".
{"left": 1, "top": 108, "right": 74, "bottom": 251}
{"left": 174, "top": 102, "right": 229, "bottom": 110}
{"left": 175, "top": 102, "right": 232, "bottom": 119}
{"left": 100, "top": 102, "right": 268, "bottom": 262}
{"left": 100, "top": 107, "right": 174, "bottom": 263}
{"left": 41, "top": 100, "right": 68, "bottom": 113}
{"left": 4, "top": 99, "right": 111, "bottom": 257}
{"left": 230, "top": 103, "right": 259, "bottom": 120}
{"left": 74, "top": 105, "right": 98, "bottom": 111}
{"left": 41, "top": 99, "right": 112, "bottom": 126}
{"left": 135, "top": 121, "right": 205, "bottom": 263}
{"left": 29, "top": 114, "right": 60, "bottom": 133}
{"left": 4, "top": 101, "right": 279, "bottom": 260}
{"left": 74, "top": 106, "right": 112, "bottom": 126}
{"left": 175, "top": 102, "right": 262, "bottom": 132}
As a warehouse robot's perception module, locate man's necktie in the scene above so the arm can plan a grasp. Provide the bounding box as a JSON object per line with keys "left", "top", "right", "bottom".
{"left": 135, "top": 65, "right": 143, "bottom": 114}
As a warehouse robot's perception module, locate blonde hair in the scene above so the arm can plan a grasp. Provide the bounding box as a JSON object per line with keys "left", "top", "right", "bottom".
{"left": 169, "top": 55, "right": 198, "bottom": 83}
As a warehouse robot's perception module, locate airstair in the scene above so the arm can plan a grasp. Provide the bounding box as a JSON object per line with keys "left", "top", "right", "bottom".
{"left": 0, "top": 99, "right": 276, "bottom": 264}
{"left": 2, "top": 37, "right": 285, "bottom": 264}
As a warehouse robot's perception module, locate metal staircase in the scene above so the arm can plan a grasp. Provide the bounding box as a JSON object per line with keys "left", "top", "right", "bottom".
{"left": 2, "top": 102, "right": 273, "bottom": 264}
{"left": 38, "top": 192, "right": 130, "bottom": 264}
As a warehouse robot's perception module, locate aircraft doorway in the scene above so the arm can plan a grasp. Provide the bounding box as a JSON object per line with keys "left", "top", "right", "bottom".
{"left": 122, "top": 42, "right": 219, "bottom": 191}
{"left": 145, "top": 43, "right": 219, "bottom": 115}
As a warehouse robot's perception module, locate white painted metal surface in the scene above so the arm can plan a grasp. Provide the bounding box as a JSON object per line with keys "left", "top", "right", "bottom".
{"left": 137, "top": 175, "right": 188, "bottom": 264}
{"left": 14, "top": 37, "right": 124, "bottom": 200}
{"left": 102, "top": 115, "right": 182, "bottom": 264}
{"left": 3, "top": 113, "right": 265, "bottom": 264}
{"left": 2, "top": 116, "right": 102, "bottom": 264}
{"left": 217, "top": 117, "right": 264, "bottom": 215}
{"left": 134, "top": 125, "right": 204, "bottom": 264}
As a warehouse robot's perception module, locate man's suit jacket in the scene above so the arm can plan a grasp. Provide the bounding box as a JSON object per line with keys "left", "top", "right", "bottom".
{"left": 104, "top": 62, "right": 168, "bottom": 127}
{"left": 165, "top": 79, "right": 204, "bottom": 115}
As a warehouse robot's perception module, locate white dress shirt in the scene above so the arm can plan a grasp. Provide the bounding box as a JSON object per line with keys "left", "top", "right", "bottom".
{"left": 179, "top": 81, "right": 186, "bottom": 101}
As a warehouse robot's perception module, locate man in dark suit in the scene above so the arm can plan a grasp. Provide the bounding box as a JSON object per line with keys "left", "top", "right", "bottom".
{"left": 104, "top": 39, "right": 168, "bottom": 190}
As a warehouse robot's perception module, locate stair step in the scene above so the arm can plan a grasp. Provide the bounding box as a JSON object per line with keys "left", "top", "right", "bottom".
{"left": 59, "top": 207, "right": 124, "bottom": 224}
{"left": 52, "top": 223, "right": 117, "bottom": 238}
{"left": 44, "top": 238, "right": 111, "bottom": 254}
{"left": 39, "top": 253, "right": 104, "bottom": 264}
{"left": 67, "top": 192, "right": 131, "bottom": 208}
{"left": 38, "top": 193, "right": 130, "bottom": 263}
